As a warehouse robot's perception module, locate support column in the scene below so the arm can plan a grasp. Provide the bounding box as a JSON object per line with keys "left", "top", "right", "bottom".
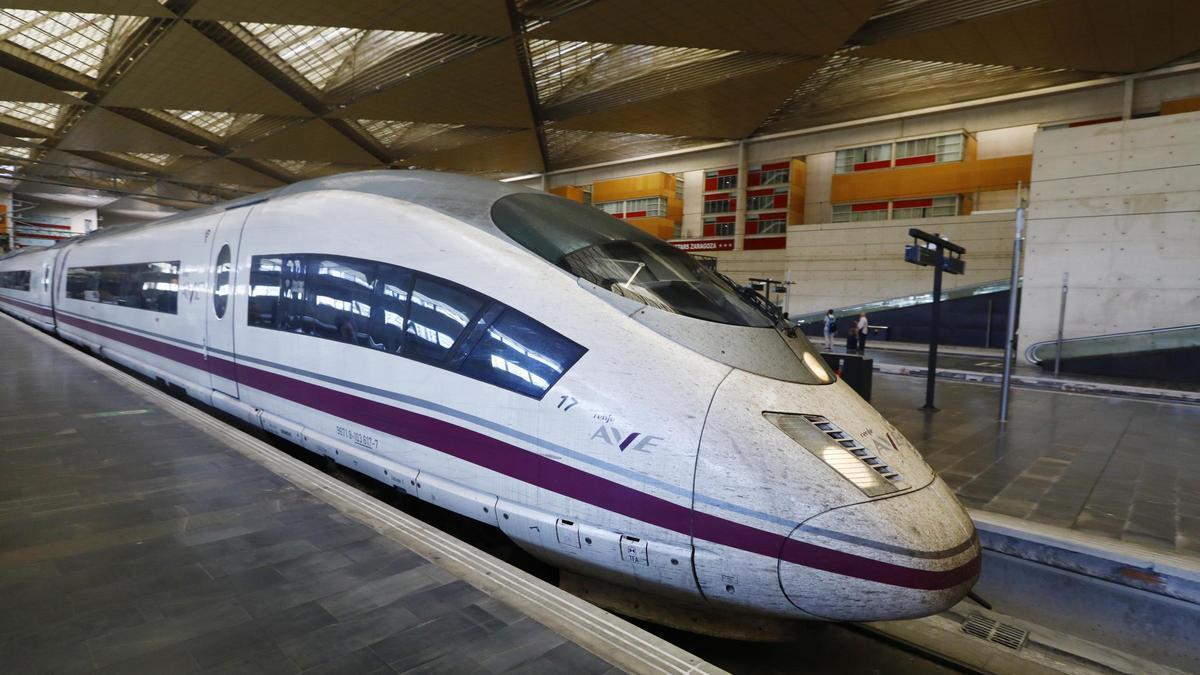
{"left": 1122, "top": 77, "right": 1135, "bottom": 120}
{"left": 734, "top": 141, "right": 747, "bottom": 251}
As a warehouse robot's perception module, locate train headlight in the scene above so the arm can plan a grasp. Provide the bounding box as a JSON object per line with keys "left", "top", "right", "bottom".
{"left": 763, "top": 412, "right": 908, "bottom": 497}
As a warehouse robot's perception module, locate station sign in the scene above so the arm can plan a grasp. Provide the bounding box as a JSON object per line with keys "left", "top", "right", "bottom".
{"left": 671, "top": 238, "right": 735, "bottom": 252}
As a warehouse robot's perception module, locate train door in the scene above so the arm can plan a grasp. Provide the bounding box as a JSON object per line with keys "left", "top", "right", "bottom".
{"left": 204, "top": 205, "right": 254, "bottom": 398}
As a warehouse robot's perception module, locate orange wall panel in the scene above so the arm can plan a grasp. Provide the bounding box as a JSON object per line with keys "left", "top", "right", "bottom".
{"left": 592, "top": 172, "right": 676, "bottom": 202}
{"left": 1161, "top": 96, "right": 1200, "bottom": 115}
{"left": 830, "top": 155, "right": 1032, "bottom": 204}
{"left": 550, "top": 185, "right": 585, "bottom": 203}
{"left": 789, "top": 158, "right": 806, "bottom": 225}
{"left": 626, "top": 216, "right": 676, "bottom": 240}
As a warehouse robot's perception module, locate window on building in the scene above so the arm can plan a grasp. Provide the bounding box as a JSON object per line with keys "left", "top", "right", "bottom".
{"left": 834, "top": 143, "right": 892, "bottom": 173}
{"left": 675, "top": 176, "right": 684, "bottom": 199}
{"left": 895, "top": 132, "right": 965, "bottom": 165}
{"left": 581, "top": 187, "right": 592, "bottom": 206}
{"left": 758, "top": 168, "right": 789, "bottom": 185}
{"left": 831, "top": 203, "right": 888, "bottom": 223}
{"left": 757, "top": 217, "right": 787, "bottom": 235}
{"left": 703, "top": 196, "right": 733, "bottom": 214}
{"left": 0, "top": 269, "right": 30, "bottom": 290}
{"left": 65, "top": 261, "right": 180, "bottom": 313}
{"left": 716, "top": 174, "right": 737, "bottom": 190}
{"left": 891, "top": 195, "right": 960, "bottom": 219}
{"left": 247, "top": 254, "right": 585, "bottom": 399}
{"left": 715, "top": 220, "right": 734, "bottom": 236}
{"left": 595, "top": 197, "right": 666, "bottom": 218}
{"left": 746, "top": 194, "right": 773, "bottom": 211}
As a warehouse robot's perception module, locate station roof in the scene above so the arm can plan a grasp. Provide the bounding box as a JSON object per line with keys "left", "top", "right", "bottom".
{"left": 0, "top": 0, "right": 1197, "bottom": 208}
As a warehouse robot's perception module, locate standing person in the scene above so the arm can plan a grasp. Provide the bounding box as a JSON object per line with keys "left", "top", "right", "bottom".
{"left": 856, "top": 312, "right": 869, "bottom": 354}
{"left": 823, "top": 309, "right": 836, "bottom": 351}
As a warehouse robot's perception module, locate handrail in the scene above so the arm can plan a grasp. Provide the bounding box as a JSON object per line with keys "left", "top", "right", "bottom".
{"left": 1025, "top": 324, "right": 1200, "bottom": 365}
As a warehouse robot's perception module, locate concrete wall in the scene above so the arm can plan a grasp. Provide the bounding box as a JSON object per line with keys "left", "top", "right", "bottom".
{"left": 1019, "top": 110, "right": 1200, "bottom": 348}
{"left": 717, "top": 211, "right": 1017, "bottom": 316}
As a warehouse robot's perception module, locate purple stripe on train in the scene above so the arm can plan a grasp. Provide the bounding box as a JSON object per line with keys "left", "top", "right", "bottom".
{"left": 57, "top": 311, "right": 980, "bottom": 591}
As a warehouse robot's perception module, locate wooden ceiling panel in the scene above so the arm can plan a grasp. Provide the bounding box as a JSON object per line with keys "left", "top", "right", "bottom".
{"left": 531, "top": 0, "right": 883, "bottom": 55}
{"left": 185, "top": 0, "right": 511, "bottom": 36}
{"left": 550, "top": 60, "right": 823, "bottom": 139}
{"left": 230, "top": 119, "right": 380, "bottom": 164}
{"left": 0, "top": 68, "right": 83, "bottom": 105}
{"left": 59, "top": 107, "right": 212, "bottom": 156}
{"left": 168, "top": 157, "right": 285, "bottom": 189}
{"left": 331, "top": 41, "right": 535, "bottom": 128}
{"left": 404, "top": 130, "right": 543, "bottom": 174}
{"left": 857, "top": 0, "right": 1200, "bottom": 73}
{"left": 100, "top": 23, "right": 310, "bottom": 115}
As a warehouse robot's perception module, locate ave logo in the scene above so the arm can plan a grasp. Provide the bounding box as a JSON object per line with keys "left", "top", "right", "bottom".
{"left": 590, "top": 425, "right": 663, "bottom": 453}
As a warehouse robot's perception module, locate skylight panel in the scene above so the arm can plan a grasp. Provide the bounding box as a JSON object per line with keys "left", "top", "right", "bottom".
{"left": 528, "top": 39, "right": 731, "bottom": 104}
{"left": 0, "top": 10, "right": 134, "bottom": 79}
{"left": 0, "top": 101, "right": 61, "bottom": 129}
{"left": 0, "top": 146, "right": 33, "bottom": 159}
{"left": 126, "top": 152, "right": 173, "bottom": 166}
{"left": 162, "top": 110, "right": 262, "bottom": 138}
{"left": 232, "top": 22, "right": 441, "bottom": 91}
{"left": 356, "top": 120, "right": 462, "bottom": 150}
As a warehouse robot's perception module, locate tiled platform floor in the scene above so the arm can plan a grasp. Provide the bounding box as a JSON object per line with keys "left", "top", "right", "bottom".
{"left": 0, "top": 317, "right": 619, "bottom": 674}
{"left": 871, "top": 372, "right": 1200, "bottom": 556}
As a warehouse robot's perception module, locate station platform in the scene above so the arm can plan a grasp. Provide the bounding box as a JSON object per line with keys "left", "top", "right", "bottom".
{"left": 0, "top": 315, "right": 716, "bottom": 674}
{"left": 866, "top": 364, "right": 1200, "bottom": 557}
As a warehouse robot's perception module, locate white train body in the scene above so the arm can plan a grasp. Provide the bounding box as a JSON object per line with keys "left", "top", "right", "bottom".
{"left": 0, "top": 171, "right": 979, "bottom": 622}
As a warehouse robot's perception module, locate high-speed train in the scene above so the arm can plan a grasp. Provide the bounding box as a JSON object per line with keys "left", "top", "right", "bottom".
{"left": 0, "top": 171, "right": 979, "bottom": 628}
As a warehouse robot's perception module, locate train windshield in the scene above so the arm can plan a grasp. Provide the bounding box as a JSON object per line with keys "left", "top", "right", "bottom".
{"left": 491, "top": 192, "right": 773, "bottom": 327}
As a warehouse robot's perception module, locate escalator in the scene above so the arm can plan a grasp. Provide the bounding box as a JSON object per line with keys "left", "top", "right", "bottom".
{"left": 1025, "top": 324, "right": 1200, "bottom": 384}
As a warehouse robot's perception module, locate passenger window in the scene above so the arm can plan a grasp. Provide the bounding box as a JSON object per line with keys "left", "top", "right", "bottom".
{"left": 247, "top": 256, "right": 282, "bottom": 329}
{"left": 213, "top": 244, "right": 231, "bottom": 319}
{"left": 405, "top": 276, "right": 486, "bottom": 363}
{"left": 375, "top": 265, "right": 412, "bottom": 353}
{"left": 305, "top": 257, "right": 378, "bottom": 346}
{"left": 279, "top": 256, "right": 307, "bottom": 333}
{"left": 459, "top": 309, "right": 586, "bottom": 399}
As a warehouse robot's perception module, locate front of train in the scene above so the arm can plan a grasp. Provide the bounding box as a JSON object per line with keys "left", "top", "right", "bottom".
{"left": 489, "top": 190, "right": 979, "bottom": 622}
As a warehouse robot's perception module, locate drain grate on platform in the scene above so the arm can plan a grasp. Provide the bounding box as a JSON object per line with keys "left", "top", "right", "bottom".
{"left": 962, "top": 614, "right": 1029, "bottom": 651}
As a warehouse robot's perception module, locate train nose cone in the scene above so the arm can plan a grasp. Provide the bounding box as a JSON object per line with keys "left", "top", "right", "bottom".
{"left": 779, "top": 477, "right": 980, "bottom": 621}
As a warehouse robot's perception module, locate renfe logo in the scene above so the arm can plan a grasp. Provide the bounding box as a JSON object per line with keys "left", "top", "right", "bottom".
{"left": 590, "top": 425, "right": 663, "bottom": 452}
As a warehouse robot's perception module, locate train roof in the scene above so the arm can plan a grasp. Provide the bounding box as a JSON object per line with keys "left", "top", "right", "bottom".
{"left": 60, "top": 170, "right": 536, "bottom": 247}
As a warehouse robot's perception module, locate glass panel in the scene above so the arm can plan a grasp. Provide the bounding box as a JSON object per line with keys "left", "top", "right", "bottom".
{"left": 459, "top": 309, "right": 586, "bottom": 399}
{"left": 831, "top": 204, "right": 852, "bottom": 222}
{"left": 374, "top": 265, "right": 412, "bottom": 354}
{"left": 758, "top": 218, "right": 786, "bottom": 234}
{"left": 405, "top": 276, "right": 486, "bottom": 362}
{"left": 492, "top": 193, "right": 772, "bottom": 327}
{"left": 213, "top": 244, "right": 231, "bottom": 319}
{"left": 759, "top": 168, "right": 789, "bottom": 185}
{"left": 278, "top": 256, "right": 307, "bottom": 333}
{"left": 715, "top": 174, "right": 737, "bottom": 189}
{"left": 0, "top": 269, "right": 30, "bottom": 290}
{"left": 305, "top": 256, "right": 377, "bottom": 345}
{"left": 715, "top": 221, "right": 735, "bottom": 236}
{"left": 747, "top": 194, "right": 774, "bottom": 211}
{"left": 248, "top": 255, "right": 282, "bottom": 328}
{"left": 0, "top": 100, "right": 60, "bottom": 129}
{"left": 703, "top": 198, "right": 731, "bottom": 214}
{"left": 65, "top": 262, "right": 178, "bottom": 314}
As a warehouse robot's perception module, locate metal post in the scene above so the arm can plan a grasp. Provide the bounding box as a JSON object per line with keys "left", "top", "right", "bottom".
{"left": 1054, "top": 272, "right": 1069, "bottom": 377}
{"left": 734, "top": 141, "right": 748, "bottom": 251}
{"left": 999, "top": 207, "right": 1025, "bottom": 422}
{"left": 922, "top": 244, "right": 944, "bottom": 411}
{"left": 985, "top": 298, "right": 993, "bottom": 349}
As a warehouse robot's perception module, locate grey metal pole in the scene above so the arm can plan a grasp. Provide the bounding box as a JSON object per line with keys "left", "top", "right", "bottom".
{"left": 999, "top": 207, "right": 1025, "bottom": 422}
{"left": 1053, "top": 271, "right": 1069, "bottom": 377}
{"left": 921, "top": 244, "right": 944, "bottom": 411}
